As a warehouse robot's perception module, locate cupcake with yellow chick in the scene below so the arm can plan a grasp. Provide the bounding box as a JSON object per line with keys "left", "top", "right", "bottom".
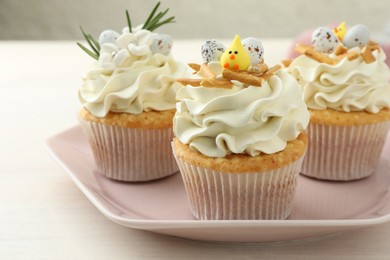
{"left": 173, "top": 35, "right": 309, "bottom": 220}
{"left": 286, "top": 22, "right": 390, "bottom": 181}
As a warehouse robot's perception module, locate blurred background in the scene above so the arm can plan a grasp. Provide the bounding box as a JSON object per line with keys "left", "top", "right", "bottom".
{"left": 1, "top": 0, "right": 390, "bottom": 41}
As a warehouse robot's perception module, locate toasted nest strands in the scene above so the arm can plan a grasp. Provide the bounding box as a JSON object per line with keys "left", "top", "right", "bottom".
{"left": 176, "top": 63, "right": 281, "bottom": 89}
{"left": 294, "top": 42, "right": 381, "bottom": 65}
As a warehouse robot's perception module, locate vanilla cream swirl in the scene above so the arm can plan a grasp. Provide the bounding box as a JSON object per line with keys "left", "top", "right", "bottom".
{"left": 174, "top": 69, "right": 309, "bottom": 157}
{"left": 288, "top": 47, "right": 390, "bottom": 113}
{"left": 79, "top": 53, "right": 188, "bottom": 117}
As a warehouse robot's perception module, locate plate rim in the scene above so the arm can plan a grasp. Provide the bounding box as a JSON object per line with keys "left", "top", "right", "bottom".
{"left": 46, "top": 125, "right": 390, "bottom": 231}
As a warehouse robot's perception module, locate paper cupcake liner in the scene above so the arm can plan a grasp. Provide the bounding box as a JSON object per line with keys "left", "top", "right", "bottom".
{"left": 301, "top": 121, "right": 390, "bottom": 181}
{"left": 173, "top": 152, "right": 304, "bottom": 220}
{"left": 79, "top": 119, "right": 178, "bottom": 182}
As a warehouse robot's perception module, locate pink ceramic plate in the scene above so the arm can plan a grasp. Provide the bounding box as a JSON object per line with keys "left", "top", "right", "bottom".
{"left": 46, "top": 126, "right": 390, "bottom": 243}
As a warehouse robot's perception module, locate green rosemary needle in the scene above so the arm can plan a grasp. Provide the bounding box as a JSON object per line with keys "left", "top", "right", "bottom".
{"left": 126, "top": 10, "right": 132, "bottom": 33}
{"left": 77, "top": 26, "right": 101, "bottom": 60}
{"left": 77, "top": 42, "right": 98, "bottom": 60}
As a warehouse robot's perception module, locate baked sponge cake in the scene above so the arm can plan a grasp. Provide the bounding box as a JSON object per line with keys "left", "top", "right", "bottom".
{"left": 77, "top": 3, "right": 188, "bottom": 181}
{"left": 173, "top": 36, "right": 310, "bottom": 220}
{"left": 287, "top": 23, "right": 390, "bottom": 181}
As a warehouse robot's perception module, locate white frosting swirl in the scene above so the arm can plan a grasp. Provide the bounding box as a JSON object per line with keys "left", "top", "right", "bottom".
{"left": 79, "top": 25, "right": 187, "bottom": 117}
{"left": 288, "top": 47, "right": 390, "bottom": 113}
{"left": 174, "top": 69, "right": 309, "bottom": 157}
{"left": 79, "top": 53, "right": 188, "bottom": 117}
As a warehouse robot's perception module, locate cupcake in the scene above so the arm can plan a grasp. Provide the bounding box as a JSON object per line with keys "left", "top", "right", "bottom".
{"left": 172, "top": 36, "right": 310, "bottom": 220}
{"left": 77, "top": 3, "right": 188, "bottom": 181}
{"left": 287, "top": 23, "right": 390, "bottom": 181}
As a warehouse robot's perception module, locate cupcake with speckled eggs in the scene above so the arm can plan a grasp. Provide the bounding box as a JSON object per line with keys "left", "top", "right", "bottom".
{"left": 287, "top": 22, "right": 390, "bottom": 181}
{"left": 77, "top": 3, "right": 188, "bottom": 181}
{"left": 172, "top": 36, "right": 310, "bottom": 220}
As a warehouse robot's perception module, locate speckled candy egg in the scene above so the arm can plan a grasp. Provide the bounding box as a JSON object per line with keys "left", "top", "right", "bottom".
{"left": 201, "top": 40, "right": 226, "bottom": 63}
{"left": 343, "top": 24, "right": 370, "bottom": 48}
{"left": 99, "top": 30, "right": 120, "bottom": 45}
{"left": 150, "top": 34, "right": 173, "bottom": 55}
{"left": 311, "top": 27, "right": 339, "bottom": 53}
{"left": 242, "top": 37, "right": 264, "bottom": 66}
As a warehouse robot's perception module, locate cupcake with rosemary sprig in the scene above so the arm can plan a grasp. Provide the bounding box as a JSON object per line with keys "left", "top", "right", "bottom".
{"left": 173, "top": 36, "right": 309, "bottom": 220}
{"left": 77, "top": 2, "right": 188, "bottom": 182}
{"left": 286, "top": 22, "right": 390, "bottom": 181}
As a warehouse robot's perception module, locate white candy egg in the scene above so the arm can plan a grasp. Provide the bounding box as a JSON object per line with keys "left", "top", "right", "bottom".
{"left": 98, "top": 30, "right": 120, "bottom": 45}
{"left": 242, "top": 37, "right": 264, "bottom": 66}
{"left": 201, "top": 40, "right": 226, "bottom": 63}
{"left": 150, "top": 34, "right": 173, "bottom": 55}
{"left": 311, "top": 27, "right": 339, "bottom": 53}
{"left": 343, "top": 24, "right": 370, "bottom": 48}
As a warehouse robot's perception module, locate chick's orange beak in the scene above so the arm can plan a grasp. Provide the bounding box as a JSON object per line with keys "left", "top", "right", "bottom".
{"left": 230, "top": 54, "right": 235, "bottom": 60}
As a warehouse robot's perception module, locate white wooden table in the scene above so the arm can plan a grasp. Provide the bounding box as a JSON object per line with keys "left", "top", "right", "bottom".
{"left": 1, "top": 40, "right": 390, "bottom": 259}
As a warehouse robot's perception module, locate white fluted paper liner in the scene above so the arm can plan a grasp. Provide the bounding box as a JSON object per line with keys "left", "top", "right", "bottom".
{"left": 79, "top": 119, "right": 178, "bottom": 182}
{"left": 302, "top": 121, "right": 390, "bottom": 181}
{"left": 173, "top": 153, "right": 304, "bottom": 220}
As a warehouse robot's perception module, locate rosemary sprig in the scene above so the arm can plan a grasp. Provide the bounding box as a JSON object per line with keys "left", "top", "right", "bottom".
{"left": 77, "top": 26, "right": 101, "bottom": 60}
{"left": 141, "top": 2, "right": 175, "bottom": 31}
{"left": 77, "top": 1, "right": 175, "bottom": 59}
{"left": 142, "top": 2, "right": 160, "bottom": 30}
{"left": 148, "top": 16, "right": 175, "bottom": 31}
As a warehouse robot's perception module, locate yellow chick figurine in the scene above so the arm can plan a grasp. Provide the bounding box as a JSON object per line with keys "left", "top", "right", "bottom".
{"left": 220, "top": 35, "right": 250, "bottom": 71}
{"left": 333, "top": 21, "right": 347, "bottom": 41}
